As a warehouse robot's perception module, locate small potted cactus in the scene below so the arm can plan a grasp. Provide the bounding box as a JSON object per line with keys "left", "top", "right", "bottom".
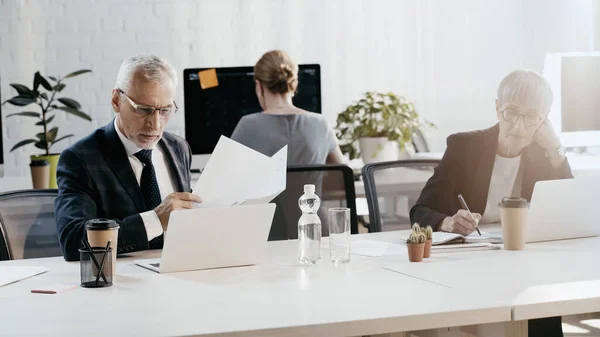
{"left": 406, "top": 223, "right": 427, "bottom": 262}
{"left": 423, "top": 226, "right": 433, "bottom": 258}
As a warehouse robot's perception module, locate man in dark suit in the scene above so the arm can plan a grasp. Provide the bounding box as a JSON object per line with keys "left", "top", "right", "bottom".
{"left": 410, "top": 69, "right": 570, "bottom": 337}
{"left": 55, "top": 55, "right": 201, "bottom": 261}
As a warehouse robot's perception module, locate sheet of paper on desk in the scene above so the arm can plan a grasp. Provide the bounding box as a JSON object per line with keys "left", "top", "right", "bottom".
{"left": 192, "top": 136, "right": 287, "bottom": 207}
{"left": 0, "top": 266, "right": 49, "bottom": 287}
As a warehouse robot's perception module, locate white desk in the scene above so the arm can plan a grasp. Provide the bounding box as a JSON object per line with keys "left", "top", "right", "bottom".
{"left": 2, "top": 231, "right": 599, "bottom": 337}
{"left": 364, "top": 229, "right": 600, "bottom": 335}
{"left": 0, "top": 238, "right": 512, "bottom": 337}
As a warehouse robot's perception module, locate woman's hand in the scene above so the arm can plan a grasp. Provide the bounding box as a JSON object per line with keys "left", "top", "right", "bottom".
{"left": 440, "top": 210, "right": 481, "bottom": 236}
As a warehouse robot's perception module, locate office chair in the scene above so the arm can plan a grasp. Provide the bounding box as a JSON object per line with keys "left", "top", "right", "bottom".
{"left": 0, "top": 189, "right": 61, "bottom": 260}
{"left": 268, "top": 165, "right": 358, "bottom": 241}
{"left": 412, "top": 130, "right": 430, "bottom": 153}
{"left": 362, "top": 160, "right": 440, "bottom": 232}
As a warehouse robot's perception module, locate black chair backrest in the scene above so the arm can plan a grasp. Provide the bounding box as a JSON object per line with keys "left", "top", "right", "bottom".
{"left": 0, "top": 189, "right": 61, "bottom": 260}
{"left": 362, "top": 160, "right": 440, "bottom": 232}
{"left": 412, "top": 130, "right": 430, "bottom": 153}
{"left": 268, "top": 165, "right": 358, "bottom": 241}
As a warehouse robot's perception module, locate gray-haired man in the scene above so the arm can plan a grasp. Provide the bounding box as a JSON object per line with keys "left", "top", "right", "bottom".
{"left": 55, "top": 55, "right": 201, "bottom": 261}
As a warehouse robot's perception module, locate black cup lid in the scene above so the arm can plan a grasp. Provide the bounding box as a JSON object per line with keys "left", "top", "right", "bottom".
{"left": 85, "top": 219, "right": 119, "bottom": 230}
{"left": 30, "top": 160, "right": 49, "bottom": 167}
{"left": 498, "top": 197, "right": 528, "bottom": 208}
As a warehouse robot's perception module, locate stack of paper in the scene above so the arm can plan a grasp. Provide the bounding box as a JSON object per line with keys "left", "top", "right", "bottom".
{"left": 192, "top": 136, "right": 287, "bottom": 207}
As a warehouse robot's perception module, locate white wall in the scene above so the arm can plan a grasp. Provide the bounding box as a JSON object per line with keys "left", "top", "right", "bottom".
{"left": 1, "top": 0, "right": 598, "bottom": 176}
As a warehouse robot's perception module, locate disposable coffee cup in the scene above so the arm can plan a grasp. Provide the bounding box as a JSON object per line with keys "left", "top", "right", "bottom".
{"left": 29, "top": 160, "right": 50, "bottom": 189}
{"left": 86, "top": 219, "right": 119, "bottom": 281}
{"left": 498, "top": 197, "right": 529, "bottom": 251}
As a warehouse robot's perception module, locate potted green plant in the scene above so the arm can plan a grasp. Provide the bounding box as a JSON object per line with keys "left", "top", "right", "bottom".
{"left": 3, "top": 69, "right": 92, "bottom": 188}
{"left": 335, "top": 91, "right": 434, "bottom": 164}
{"left": 406, "top": 223, "right": 426, "bottom": 262}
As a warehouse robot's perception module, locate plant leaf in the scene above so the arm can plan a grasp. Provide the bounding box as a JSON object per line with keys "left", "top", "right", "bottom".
{"left": 3, "top": 96, "right": 37, "bottom": 106}
{"left": 34, "top": 140, "right": 47, "bottom": 150}
{"left": 10, "top": 84, "right": 33, "bottom": 96}
{"left": 48, "top": 76, "right": 58, "bottom": 82}
{"left": 63, "top": 69, "right": 92, "bottom": 79}
{"left": 34, "top": 72, "right": 53, "bottom": 91}
{"left": 57, "top": 97, "right": 81, "bottom": 109}
{"left": 51, "top": 134, "right": 74, "bottom": 145}
{"left": 10, "top": 139, "right": 37, "bottom": 152}
{"left": 36, "top": 132, "right": 46, "bottom": 141}
{"left": 33, "top": 71, "right": 42, "bottom": 91}
{"left": 40, "top": 92, "right": 48, "bottom": 100}
{"left": 54, "top": 83, "right": 66, "bottom": 92}
{"left": 56, "top": 106, "right": 92, "bottom": 121}
{"left": 6, "top": 111, "right": 40, "bottom": 118}
{"left": 47, "top": 127, "right": 58, "bottom": 142}
{"left": 36, "top": 114, "right": 55, "bottom": 125}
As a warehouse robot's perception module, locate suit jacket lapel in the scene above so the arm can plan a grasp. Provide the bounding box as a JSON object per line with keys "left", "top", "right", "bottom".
{"left": 470, "top": 124, "right": 499, "bottom": 215}
{"left": 158, "top": 137, "right": 186, "bottom": 193}
{"left": 100, "top": 120, "right": 146, "bottom": 212}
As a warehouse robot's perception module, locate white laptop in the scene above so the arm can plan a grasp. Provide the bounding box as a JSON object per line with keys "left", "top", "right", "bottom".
{"left": 526, "top": 174, "right": 600, "bottom": 243}
{"left": 135, "top": 203, "right": 276, "bottom": 273}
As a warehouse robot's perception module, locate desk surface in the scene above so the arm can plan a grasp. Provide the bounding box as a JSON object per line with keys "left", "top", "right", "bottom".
{"left": 0, "top": 237, "right": 510, "bottom": 337}
{"left": 368, "top": 228, "right": 600, "bottom": 322}
{"left": 1, "top": 232, "right": 599, "bottom": 336}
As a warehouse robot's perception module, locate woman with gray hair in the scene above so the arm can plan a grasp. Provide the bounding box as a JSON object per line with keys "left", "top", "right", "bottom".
{"left": 410, "top": 69, "right": 570, "bottom": 336}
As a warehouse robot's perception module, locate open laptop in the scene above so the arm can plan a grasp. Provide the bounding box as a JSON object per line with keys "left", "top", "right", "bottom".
{"left": 526, "top": 174, "right": 600, "bottom": 243}
{"left": 135, "top": 203, "right": 276, "bottom": 273}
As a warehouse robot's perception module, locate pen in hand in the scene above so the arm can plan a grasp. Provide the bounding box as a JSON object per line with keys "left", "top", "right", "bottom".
{"left": 458, "top": 194, "right": 481, "bottom": 236}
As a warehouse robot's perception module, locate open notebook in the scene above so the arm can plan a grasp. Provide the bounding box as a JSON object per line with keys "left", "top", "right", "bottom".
{"left": 399, "top": 231, "right": 503, "bottom": 245}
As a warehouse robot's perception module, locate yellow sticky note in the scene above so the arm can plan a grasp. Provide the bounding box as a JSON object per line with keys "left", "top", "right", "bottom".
{"left": 198, "top": 69, "right": 218, "bottom": 89}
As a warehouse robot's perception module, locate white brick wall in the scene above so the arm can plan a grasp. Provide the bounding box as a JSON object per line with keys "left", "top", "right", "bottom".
{"left": 0, "top": 0, "right": 598, "bottom": 176}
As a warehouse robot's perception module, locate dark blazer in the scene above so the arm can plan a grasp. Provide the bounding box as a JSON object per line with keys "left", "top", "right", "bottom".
{"left": 410, "top": 124, "right": 573, "bottom": 230}
{"left": 55, "top": 120, "right": 192, "bottom": 261}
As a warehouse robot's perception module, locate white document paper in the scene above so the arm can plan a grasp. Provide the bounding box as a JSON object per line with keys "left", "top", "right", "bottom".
{"left": 192, "top": 136, "right": 287, "bottom": 207}
{"left": 0, "top": 266, "right": 48, "bottom": 287}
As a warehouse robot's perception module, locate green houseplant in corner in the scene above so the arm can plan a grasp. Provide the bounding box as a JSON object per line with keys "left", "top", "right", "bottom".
{"left": 335, "top": 91, "right": 434, "bottom": 164}
{"left": 2, "top": 69, "right": 92, "bottom": 188}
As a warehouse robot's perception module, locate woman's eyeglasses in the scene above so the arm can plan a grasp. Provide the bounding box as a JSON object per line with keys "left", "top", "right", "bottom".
{"left": 501, "top": 108, "right": 543, "bottom": 127}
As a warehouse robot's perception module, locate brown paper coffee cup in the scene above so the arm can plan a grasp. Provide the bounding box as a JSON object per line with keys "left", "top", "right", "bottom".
{"left": 86, "top": 219, "right": 119, "bottom": 281}
{"left": 30, "top": 160, "right": 50, "bottom": 189}
{"left": 498, "top": 197, "right": 528, "bottom": 251}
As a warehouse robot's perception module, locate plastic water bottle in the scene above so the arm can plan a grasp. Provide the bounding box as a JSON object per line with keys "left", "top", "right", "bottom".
{"left": 298, "top": 184, "right": 322, "bottom": 265}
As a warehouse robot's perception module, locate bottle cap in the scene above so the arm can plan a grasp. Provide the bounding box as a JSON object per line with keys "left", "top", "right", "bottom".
{"left": 303, "top": 184, "right": 315, "bottom": 193}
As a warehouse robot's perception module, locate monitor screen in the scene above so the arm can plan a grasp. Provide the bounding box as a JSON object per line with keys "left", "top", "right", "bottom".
{"left": 0, "top": 78, "right": 3, "bottom": 165}
{"left": 183, "top": 64, "right": 321, "bottom": 155}
{"left": 560, "top": 56, "right": 600, "bottom": 132}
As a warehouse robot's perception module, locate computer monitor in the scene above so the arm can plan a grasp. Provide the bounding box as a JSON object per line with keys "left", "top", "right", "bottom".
{"left": 183, "top": 65, "right": 321, "bottom": 169}
{"left": 543, "top": 52, "right": 600, "bottom": 149}
{"left": 0, "top": 77, "right": 4, "bottom": 176}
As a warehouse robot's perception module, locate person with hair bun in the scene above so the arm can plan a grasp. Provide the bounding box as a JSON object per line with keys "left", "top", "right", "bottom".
{"left": 231, "top": 50, "right": 344, "bottom": 240}
{"left": 231, "top": 50, "right": 343, "bottom": 165}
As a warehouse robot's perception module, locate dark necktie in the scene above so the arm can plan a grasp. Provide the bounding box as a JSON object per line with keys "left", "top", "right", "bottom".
{"left": 134, "top": 149, "right": 164, "bottom": 249}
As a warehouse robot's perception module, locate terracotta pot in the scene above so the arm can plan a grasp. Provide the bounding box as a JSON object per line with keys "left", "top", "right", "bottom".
{"left": 407, "top": 242, "right": 425, "bottom": 262}
{"left": 424, "top": 239, "right": 432, "bottom": 258}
